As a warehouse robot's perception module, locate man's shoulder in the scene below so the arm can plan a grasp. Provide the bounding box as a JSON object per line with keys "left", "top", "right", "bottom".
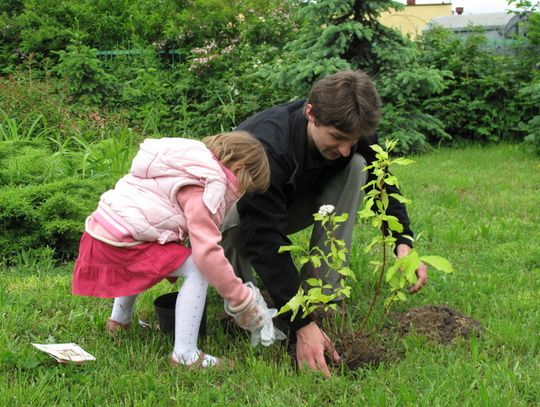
{"left": 237, "top": 100, "right": 304, "bottom": 134}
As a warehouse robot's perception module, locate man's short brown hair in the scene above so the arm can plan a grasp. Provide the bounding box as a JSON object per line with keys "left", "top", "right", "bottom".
{"left": 307, "top": 70, "right": 382, "bottom": 140}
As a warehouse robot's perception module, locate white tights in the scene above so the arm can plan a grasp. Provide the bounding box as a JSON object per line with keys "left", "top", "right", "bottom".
{"left": 110, "top": 255, "right": 217, "bottom": 367}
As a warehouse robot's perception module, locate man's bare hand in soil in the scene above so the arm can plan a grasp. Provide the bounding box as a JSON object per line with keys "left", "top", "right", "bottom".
{"left": 296, "top": 322, "right": 340, "bottom": 378}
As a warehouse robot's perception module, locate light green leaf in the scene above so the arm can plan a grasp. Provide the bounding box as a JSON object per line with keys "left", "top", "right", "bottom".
{"left": 421, "top": 255, "right": 454, "bottom": 273}
{"left": 305, "top": 278, "right": 321, "bottom": 287}
{"left": 338, "top": 267, "right": 356, "bottom": 280}
{"left": 333, "top": 213, "right": 349, "bottom": 223}
{"left": 298, "top": 257, "right": 310, "bottom": 267}
{"left": 392, "top": 157, "right": 414, "bottom": 166}
{"left": 370, "top": 144, "right": 385, "bottom": 155}
{"left": 310, "top": 255, "right": 322, "bottom": 268}
{"left": 278, "top": 245, "right": 304, "bottom": 253}
{"left": 389, "top": 193, "right": 412, "bottom": 204}
{"left": 386, "top": 261, "right": 400, "bottom": 282}
{"left": 385, "top": 175, "right": 398, "bottom": 185}
{"left": 401, "top": 249, "right": 421, "bottom": 282}
{"left": 385, "top": 215, "right": 404, "bottom": 233}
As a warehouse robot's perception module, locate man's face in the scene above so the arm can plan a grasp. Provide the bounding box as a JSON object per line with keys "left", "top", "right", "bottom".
{"left": 305, "top": 104, "right": 357, "bottom": 160}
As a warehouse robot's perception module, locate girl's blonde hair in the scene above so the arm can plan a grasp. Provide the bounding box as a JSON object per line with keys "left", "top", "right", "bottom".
{"left": 203, "top": 131, "right": 270, "bottom": 194}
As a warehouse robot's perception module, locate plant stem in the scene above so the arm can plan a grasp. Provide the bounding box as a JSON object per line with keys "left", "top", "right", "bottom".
{"left": 359, "top": 227, "right": 387, "bottom": 335}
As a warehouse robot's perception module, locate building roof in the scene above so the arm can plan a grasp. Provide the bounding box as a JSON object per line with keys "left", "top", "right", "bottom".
{"left": 427, "top": 12, "right": 521, "bottom": 34}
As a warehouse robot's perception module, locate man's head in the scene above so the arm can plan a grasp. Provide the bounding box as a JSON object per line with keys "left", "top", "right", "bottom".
{"left": 305, "top": 70, "right": 382, "bottom": 160}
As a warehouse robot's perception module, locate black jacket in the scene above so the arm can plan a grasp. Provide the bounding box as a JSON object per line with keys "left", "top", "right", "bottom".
{"left": 236, "top": 100, "right": 413, "bottom": 332}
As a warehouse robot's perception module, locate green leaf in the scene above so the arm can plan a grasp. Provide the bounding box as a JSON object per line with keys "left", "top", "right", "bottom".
{"left": 384, "top": 215, "right": 404, "bottom": 233}
{"left": 397, "top": 291, "right": 408, "bottom": 301}
{"left": 389, "top": 193, "right": 412, "bottom": 204}
{"left": 421, "top": 255, "right": 454, "bottom": 273}
{"left": 278, "top": 245, "right": 304, "bottom": 253}
{"left": 333, "top": 213, "right": 349, "bottom": 223}
{"left": 358, "top": 207, "right": 375, "bottom": 219}
{"left": 370, "top": 144, "right": 385, "bottom": 155}
{"left": 299, "top": 257, "right": 310, "bottom": 267}
{"left": 310, "top": 255, "right": 322, "bottom": 268}
{"left": 385, "top": 175, "right": 398, "bottom": 185}
{"left": 305, "top": 278, "right": 322, "bottom": 287}
{"left": 338, "top": 266, "right": 356, "bottom": 280}
{"left": 327, "top": 303, "right": 338, "bottom": 311}
{"left": 392, "top": 157, "right": 414, "bottom": 166}
{"left": 401, "top": 249, "right": 421, "bottom": 283}
{"left": 388, "top": 275, "right": 401, "bottom": 289}
{"left": 386, "top": 261, "right": 400, "bottom": 282}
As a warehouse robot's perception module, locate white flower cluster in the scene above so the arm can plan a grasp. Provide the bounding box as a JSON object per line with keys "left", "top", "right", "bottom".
{"left": 318, "top": 204, "right": 335, "bottom": 216}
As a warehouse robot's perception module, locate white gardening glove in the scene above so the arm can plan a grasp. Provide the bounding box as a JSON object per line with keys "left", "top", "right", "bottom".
{"left": 224, "top": 282, "right": 286, "bottom": 347}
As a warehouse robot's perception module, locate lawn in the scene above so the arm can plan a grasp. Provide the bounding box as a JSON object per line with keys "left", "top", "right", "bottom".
{"left": 1, "top": 143, "right": 539, "bottom": 406}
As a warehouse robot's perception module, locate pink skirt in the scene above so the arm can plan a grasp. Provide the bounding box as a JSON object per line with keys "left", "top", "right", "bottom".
{"left": 72, "top": 232, "right": 191, "bottom": 298}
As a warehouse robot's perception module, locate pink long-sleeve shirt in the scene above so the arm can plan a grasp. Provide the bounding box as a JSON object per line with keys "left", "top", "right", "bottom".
{"left": 85, "top": 184, "right": 250, "bottom": 306}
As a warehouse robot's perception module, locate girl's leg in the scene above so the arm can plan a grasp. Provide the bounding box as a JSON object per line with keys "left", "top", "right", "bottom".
{"left": 170, "top": 256, "right": 218, "bottom": 367}
{"left": 110, "top": 294, "right": 138, "bottom": 325}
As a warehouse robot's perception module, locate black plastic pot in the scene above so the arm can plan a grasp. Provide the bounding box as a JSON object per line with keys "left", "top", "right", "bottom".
{"left": 153, "top": 292, "right": 206, "bottom": 338}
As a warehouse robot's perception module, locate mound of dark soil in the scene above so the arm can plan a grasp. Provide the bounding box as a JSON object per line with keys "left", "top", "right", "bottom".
{"left": 334, "top": 332, "right": 387, "bottom": 371}
{"left": 389, "top": 304, "right": 484, "bottom": 344}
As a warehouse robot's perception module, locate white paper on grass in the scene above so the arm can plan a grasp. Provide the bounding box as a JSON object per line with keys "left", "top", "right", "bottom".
{"left": 32, "top": 343, "right": 96, "bottom": 364}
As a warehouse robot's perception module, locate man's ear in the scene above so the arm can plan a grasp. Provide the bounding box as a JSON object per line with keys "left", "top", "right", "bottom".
{"left": 304, "top": 103, "right": 316, "bottom": 123}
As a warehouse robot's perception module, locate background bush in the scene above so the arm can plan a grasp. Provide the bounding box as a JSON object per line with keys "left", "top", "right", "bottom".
{"left": 0, "top": 0, "right": 538, "bottom": 262}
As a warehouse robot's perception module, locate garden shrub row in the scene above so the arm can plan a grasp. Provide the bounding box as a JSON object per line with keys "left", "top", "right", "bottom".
{"left": 0, "top": 0, "right": 538, "bottom": 263}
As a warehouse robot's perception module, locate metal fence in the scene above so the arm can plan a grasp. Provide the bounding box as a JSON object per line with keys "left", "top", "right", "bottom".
{"left": 96, "top": 49, "right": 182, "bottom": 64}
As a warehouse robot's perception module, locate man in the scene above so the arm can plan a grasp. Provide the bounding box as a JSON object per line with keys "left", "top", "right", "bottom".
{"left": 221, "top": 70, "right": 427, "bottom": 377}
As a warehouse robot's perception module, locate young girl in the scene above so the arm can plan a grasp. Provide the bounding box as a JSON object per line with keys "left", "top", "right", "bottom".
{"left": 72, "top": 131, "right": 281, "bottom": 368}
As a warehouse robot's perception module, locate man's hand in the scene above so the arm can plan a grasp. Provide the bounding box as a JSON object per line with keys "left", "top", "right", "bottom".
{"left": 296, "top": 322, "right": 340, "bottom": 378}
{"left": 396, "top": 243, "right": 428, "bottom": 293}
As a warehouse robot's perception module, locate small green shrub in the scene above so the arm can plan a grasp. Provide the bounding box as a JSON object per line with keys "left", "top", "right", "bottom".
{"left": 54, "top": 42, "right": 115, "bottom": 106}
{"left": 0, "top": 177, "right": 109, "bottom": 263}
{"left": 0, "top": 140, "right": 71, "bottom": 186}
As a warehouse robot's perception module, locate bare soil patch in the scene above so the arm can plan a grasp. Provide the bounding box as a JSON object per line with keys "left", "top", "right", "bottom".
{"left": 388, "top": 304, "right": 484, "bottom": 345}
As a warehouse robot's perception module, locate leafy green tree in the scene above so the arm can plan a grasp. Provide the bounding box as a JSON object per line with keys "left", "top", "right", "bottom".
{"left": 264, "top": 0, "right": 450, "bottom": 152}
{"left": 265, "top": 0, "right": 403, "bottom": 94}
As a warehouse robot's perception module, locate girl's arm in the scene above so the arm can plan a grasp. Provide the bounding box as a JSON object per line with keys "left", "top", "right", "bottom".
{"left": 177, "top": 185, "right": 251, "bottom": 306}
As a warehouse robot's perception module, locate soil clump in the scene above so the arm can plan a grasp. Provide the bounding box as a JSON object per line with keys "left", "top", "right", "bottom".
{"left": 388, "top": 304, "right": 484, "bottom": 344}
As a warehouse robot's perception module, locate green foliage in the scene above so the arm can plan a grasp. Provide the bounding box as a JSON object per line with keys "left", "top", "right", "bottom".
{"left": 0, "top": 177, "right": 108, "bottom": 262}
{"left": 278, "top": 209, "right": 353, "bottom": 320}
{"left": 0, "top": 141, "right": 71, "bottom": 185}
{"left": 359, "top": 140, "right": 453, "bottom": 314}
{"left": 0, "top": 76, "right": 67, "bottom": 138}
{"left": 54, "top": 42, "right": 114, "bottom": 106}
{"left": 1, "top": 0, "right": 539, "bottom": 158}
{"left": 519, "top": 77, "right": 540, "bottom": 154}
{"left": 418, "top": 26, "right": 526, "bottom": 144}
{"left": 374, "top": 42, "right": 452, "bottom": 153}
{"left": 263, "top": 0, "right": 405, "bottom": 94}
{"left": 65, "top": 127, "right": 141, "bottom": 180}
{"left": 0, "top": 109, "right": 49, "bottom": 141}
{"left": 279, "top": 139, "right": 453, "bottom": 331}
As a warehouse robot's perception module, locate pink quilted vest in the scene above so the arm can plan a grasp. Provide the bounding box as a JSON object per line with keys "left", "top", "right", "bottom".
{"left": 95, "top": 138, "right": 237, "bottom": 244}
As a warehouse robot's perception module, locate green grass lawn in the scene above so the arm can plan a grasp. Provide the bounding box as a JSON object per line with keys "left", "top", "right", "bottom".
{"left": 1, "top": 143, "right": 539, "bottom": 406}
